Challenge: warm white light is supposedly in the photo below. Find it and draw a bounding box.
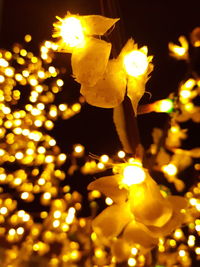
[105,197,113,206]
[122,164,146,186]
[118,150,125,158]
[128,257,137,266]
[16,227,24,235]
[65,207,75,224]
[59,17,85,48]
[100,154,109,163]
[124,50,148,77]
[180,89,191,99]
[155,99,173,113]
[173,47,186,56]
[162,163,177,176]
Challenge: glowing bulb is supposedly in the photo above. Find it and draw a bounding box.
[97,162,104,169]
[184,78,195,89]
[179,250,186,257]
[195,247,200,255]
[122,164,146,186]
[100,154,109,163]
[155,99,174,113]
[128,257,137,266]
[74,144,84,153]
[174,229,183,239]
[53,220,60,228]
[65,207,75,224]
[131,247,138,255]
[21,192,29,200]
[105,197,113,205]
[16,227,24,235]
[118,150,125,158]
[56,16,85,48]
[180,89,191,99]
[53,210,61,219]
[124,50,148,76]
[173,47,186,56]
[23,214,30,222]
[162,163,177,176]
[8,228,16,236]
[43,192,51,200]
[56,79,64,87]
[0,207,8,215]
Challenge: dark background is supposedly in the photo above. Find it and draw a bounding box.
[0,0,199,155]
[0,2,199,266]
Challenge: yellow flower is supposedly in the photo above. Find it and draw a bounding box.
[81,39,153,113]
[54,14,153,113]
[53,12,119,87]
[88,163,187,256]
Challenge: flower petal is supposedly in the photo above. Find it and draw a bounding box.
[119,39,137,59]
[111,238,131,262]
[80,58,126,108]
[80,15,119,36]
[118,39,153,114]
[72,37,111,87]
[92,202,133,241]
[146,196,188,237]
[129,172,173,227]
[127,76,146,114]
[123,220,158,250]
[88,175,128,203]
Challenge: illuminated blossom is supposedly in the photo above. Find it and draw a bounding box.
[53,12,118,87]
[54,14,153,113]
[81,39,153,113]
[88,163,187,258]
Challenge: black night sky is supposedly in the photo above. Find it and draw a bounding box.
[0,1,200,266]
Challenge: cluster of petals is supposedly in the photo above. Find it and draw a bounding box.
[54,13,153,113]
[88,164,187,261]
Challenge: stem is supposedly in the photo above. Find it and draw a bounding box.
[99,0,142,157]
[122,95,142,157]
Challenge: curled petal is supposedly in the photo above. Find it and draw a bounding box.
[129,172,173,227]
[72,37,111,87]
[147,196,188,237]
[123,220,158,250]
[88,175,128,203]
[92,202,133,241]
[81,15,119,36]
[80,59,126,108]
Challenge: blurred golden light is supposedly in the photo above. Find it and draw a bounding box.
[162,163,177,176]
[128,257,137,266]
[105,197,113,205]
[117,150,125,158]
[155,99,174,113]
